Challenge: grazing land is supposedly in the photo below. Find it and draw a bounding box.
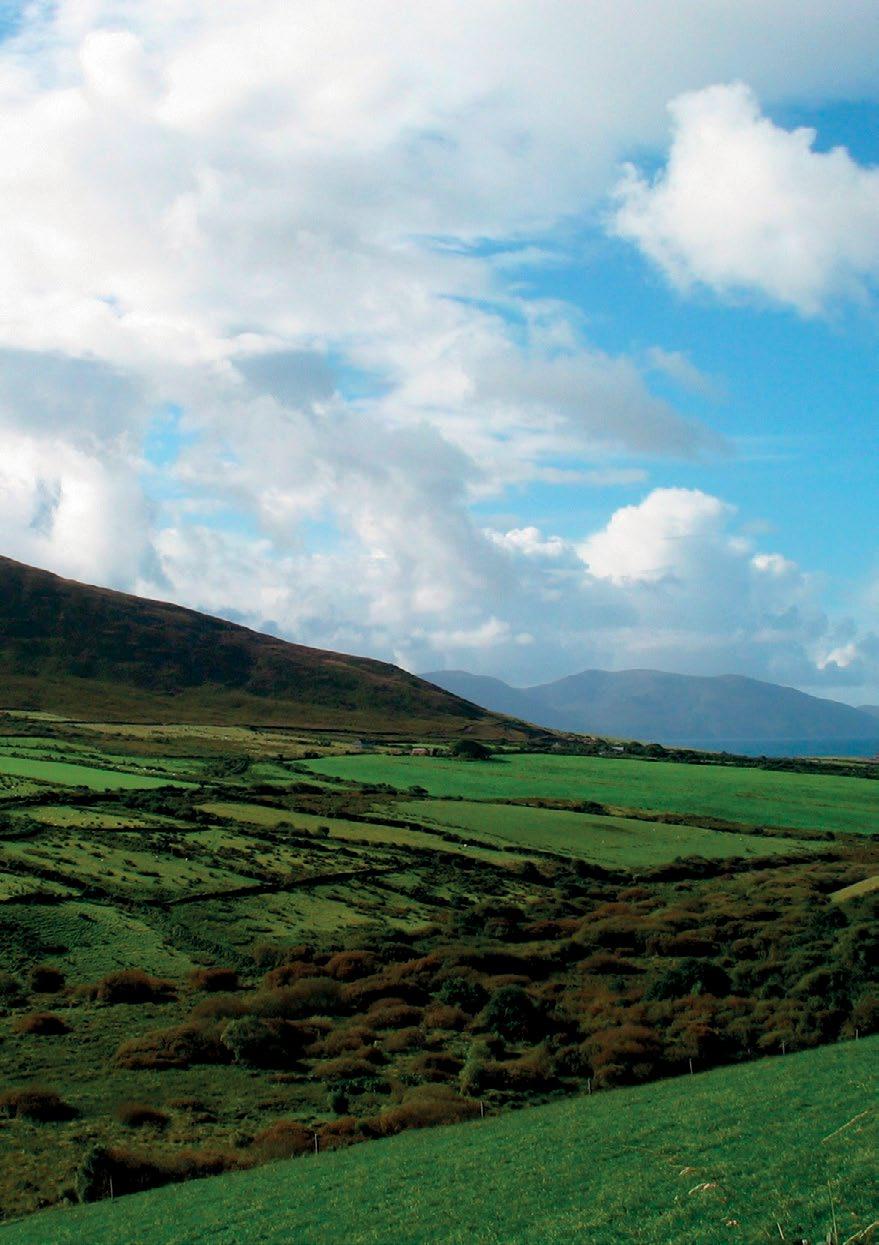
[5,1038,876,1245]
[0,713,875,1233]
[304,751,879,835]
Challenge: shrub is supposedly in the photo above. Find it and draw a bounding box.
[422,1003,468,1031]
[437,977,487,1014]
[644,958,731,1001]
[449,739,491,761]
[250,978,343,1020]
[410,1051,462,1081]
[483,985,540,1041]
[92,970,176,1005]
[262,960,321,989]
[367,999,422,1030]
[188,967,240,993]
[316,1051,385,1081]
[325,951,378,981]
[251,1119,314,1159]
[189,993,250,1022]
[115,1102,171,1130]
[11,1011,71,1036]
[318,1116,361,1151]
[29,964,65,993]
[0,1087,76,1121]
[221,1016,310,1068]
[75,1143,245,1203]
[115,1022,229,1070]
[579,952,641,976]
[484,1045,554,1090]
[311,1023,378,1058]
[366,1085,479,1137]
[383,1026,423,1053]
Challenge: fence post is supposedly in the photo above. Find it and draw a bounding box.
[314,1133,319,1155]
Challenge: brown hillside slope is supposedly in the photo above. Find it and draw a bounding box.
[0,557,533,736]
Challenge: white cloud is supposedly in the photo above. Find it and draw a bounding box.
[613,82,879,314]
[0,5,875,694]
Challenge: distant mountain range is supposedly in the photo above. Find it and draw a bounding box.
[421,667,879,748]
[0,556,534,738]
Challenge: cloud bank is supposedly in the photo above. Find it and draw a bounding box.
[0,3,876,695]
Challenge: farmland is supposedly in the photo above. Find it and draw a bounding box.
[0,713,875,1230]
[5,1038,876,1245]
[304,751,879,835]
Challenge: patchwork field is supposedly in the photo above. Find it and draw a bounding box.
[0,714,875,1231]
[304,752,879,835]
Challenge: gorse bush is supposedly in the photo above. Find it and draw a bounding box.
[90,970,176,1005]
[115,1022,229,1070]
[114,1102,171,1130]
[75,1143,246,1203]
[483,985,541,1041]
[11,1011,71,1036]
[0,1087,76,1121]
[188,967,240,993]
[29,964,65,993]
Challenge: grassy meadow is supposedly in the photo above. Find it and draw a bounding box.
[304,751,879,835]
[0,715,875,1232]
[5,1038,876,1245]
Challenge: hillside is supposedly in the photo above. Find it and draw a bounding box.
[423,667,879,746]
[6,1039,875,1245]
[0,557,527,736]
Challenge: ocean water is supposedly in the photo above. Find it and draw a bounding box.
[662,738,879,759]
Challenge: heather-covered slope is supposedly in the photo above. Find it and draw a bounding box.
[0,557,525,735]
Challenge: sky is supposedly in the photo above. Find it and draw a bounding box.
[0,2,877,702]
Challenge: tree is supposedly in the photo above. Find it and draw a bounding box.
[449,739,491,761]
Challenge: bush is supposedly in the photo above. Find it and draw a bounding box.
[410,1051,462,1081]
[318,1116,361,1151]
[221,1016,310,1068]
[311,1023,378,1058]
[449,739,491,761]
[188,967,240,993]
[115,1102,171,1130]
[262,960,321,989]
[250,978,344,1020]
[437,977,488,1014]
[251,1119,314,1159]
[644,959,731,1001]
[366,1085,480,1137]
[383,1026,424,1053]
[483,985,540,1041]
[11,1011,71,1036]
[325,951,378,981]
[115,1022,229,1070]
[484,1045,554,1090]
[92,970,176,1005]
[316,1051,385,1081]
[0,1087,76,1121]
[75,1143,245,1203]
[422,1003,468,1031]
[189,993,250,1022]
[367,998,422,1030]
[29,964,65,993]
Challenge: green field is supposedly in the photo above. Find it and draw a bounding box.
[6,1039,875,1245]
[400,799,821,866]
[0,753,190,791]
[305,752,879,835]
[0,715,876,1232]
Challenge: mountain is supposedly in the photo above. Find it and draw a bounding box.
[859,705,879,720]
[421,667,879,746]
[0,557,530,736]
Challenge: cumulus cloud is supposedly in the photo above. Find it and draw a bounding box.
[0,4,875,694]
[613,82,879,314]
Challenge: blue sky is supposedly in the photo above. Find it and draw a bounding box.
[0,3,877,701]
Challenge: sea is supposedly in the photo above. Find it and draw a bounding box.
[662,738,879,759]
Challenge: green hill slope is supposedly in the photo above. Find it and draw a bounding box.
[0,557,528,736]
[7,1040,876,1245]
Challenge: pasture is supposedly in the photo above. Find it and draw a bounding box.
[5,1038,875,1245]
[304,752,879,835]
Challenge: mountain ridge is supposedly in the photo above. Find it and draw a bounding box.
[421,666,879,746]
[0,556,531,737]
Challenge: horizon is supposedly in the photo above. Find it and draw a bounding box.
[0,4,877,703]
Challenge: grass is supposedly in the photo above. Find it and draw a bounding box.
[399,799,822,867]
[0,753,190,791]
[304,752,879,835]
[5,1039,875,1245]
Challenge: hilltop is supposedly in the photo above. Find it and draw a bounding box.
[0,557,528,737]
[423,667,879,748]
